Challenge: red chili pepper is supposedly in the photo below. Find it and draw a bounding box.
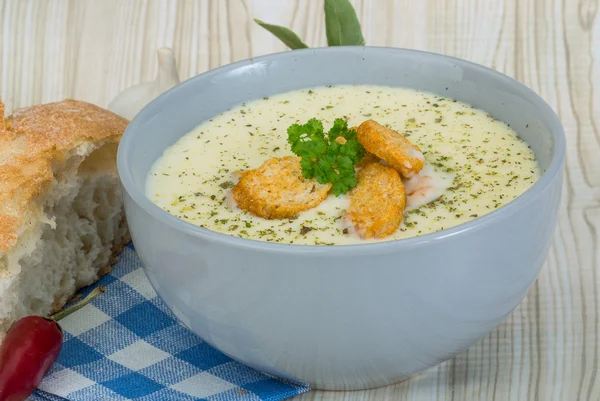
[0,286,106,401]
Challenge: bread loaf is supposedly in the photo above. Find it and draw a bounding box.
[0,98,130,334]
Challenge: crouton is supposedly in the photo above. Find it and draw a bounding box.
[356,120,425,177]
[356,152,380,169]
[232,156,332,219]
[344,162,406,238]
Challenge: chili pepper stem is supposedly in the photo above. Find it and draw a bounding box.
[49,286,106,322]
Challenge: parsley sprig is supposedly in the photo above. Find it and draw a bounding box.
[287,118,365,195]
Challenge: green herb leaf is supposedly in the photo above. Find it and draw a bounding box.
[326,118,365,164]
[323,0,365,46]
[254,19,309,50]
[287,119,328,180]
[326,118,348,141]
[287,118,365,196]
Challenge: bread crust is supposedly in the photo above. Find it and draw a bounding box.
[0,99,128,253]
[0,97,5,131]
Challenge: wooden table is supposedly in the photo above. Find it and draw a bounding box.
[2,0,599,400]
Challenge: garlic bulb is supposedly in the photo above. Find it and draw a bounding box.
[108,47,181,120]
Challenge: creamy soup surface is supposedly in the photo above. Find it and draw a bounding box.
[147,85,540,245]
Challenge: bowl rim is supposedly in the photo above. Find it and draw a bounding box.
[117,46,566,255]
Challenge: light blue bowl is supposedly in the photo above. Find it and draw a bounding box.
[117,47,565,390]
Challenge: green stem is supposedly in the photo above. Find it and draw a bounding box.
[50,285,106,321]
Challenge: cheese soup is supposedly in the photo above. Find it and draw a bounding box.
[147,85,539,245]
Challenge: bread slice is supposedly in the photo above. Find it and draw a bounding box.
[0,98,130,334]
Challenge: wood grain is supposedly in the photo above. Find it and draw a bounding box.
[1,0,598,400]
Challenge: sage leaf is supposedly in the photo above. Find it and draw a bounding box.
[324,0,365,46]
[254,19,309,50]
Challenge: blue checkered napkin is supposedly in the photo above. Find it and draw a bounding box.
[30,244,310,401]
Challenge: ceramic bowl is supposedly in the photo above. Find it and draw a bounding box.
[117,47,565,390]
